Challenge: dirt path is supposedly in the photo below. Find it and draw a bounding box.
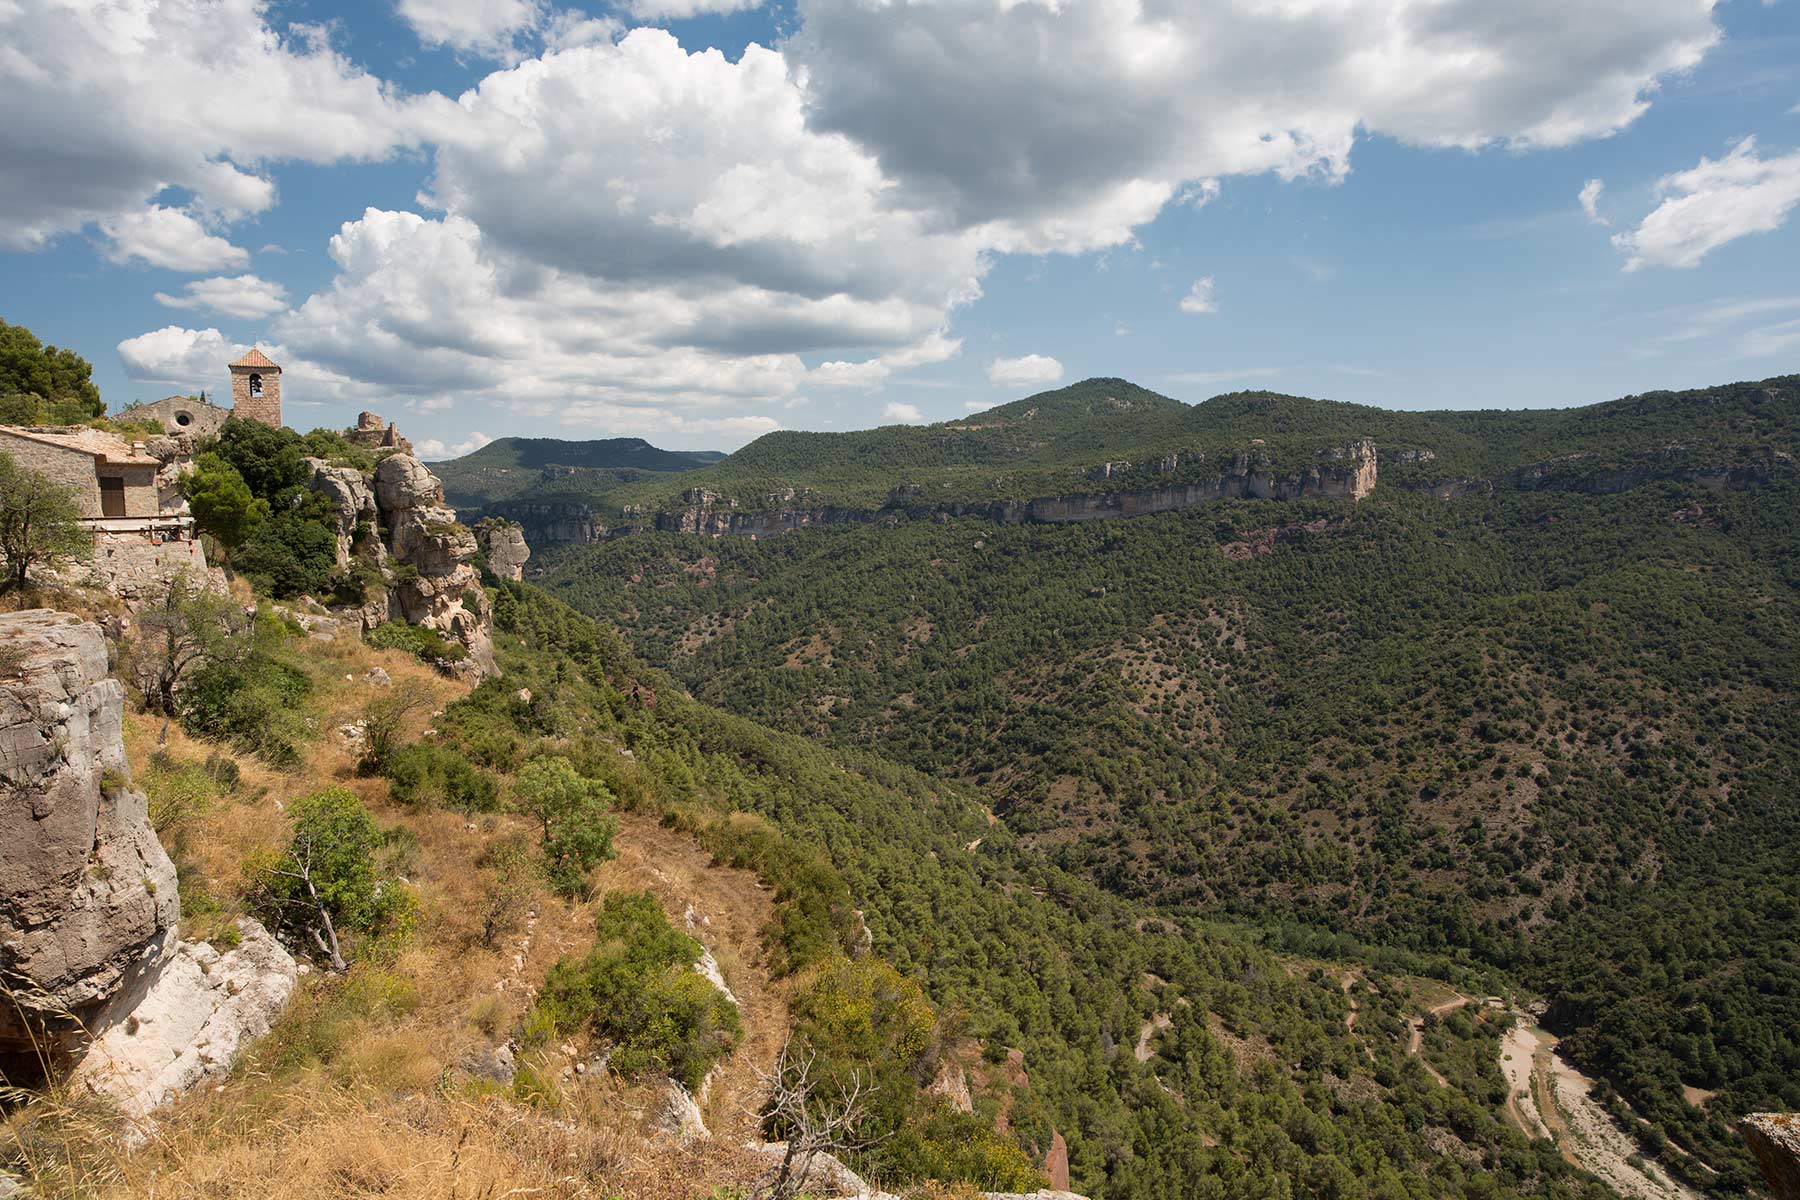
[1135,1013,1172,1062]
[1405,990,1471,1086]
[602,812,787,1144]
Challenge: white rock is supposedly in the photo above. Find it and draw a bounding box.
[69,919,297,1121]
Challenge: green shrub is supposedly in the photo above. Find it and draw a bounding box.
[529,891,741,1090]
[516,756,617,898]
[233,511,339,599]
[245,787,417,960]
[382,742,500,812]
[176,652,311,767]
[367,619,468,665]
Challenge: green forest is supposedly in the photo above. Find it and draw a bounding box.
[514,375,1800,1197]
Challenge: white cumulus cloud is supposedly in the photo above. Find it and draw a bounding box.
[987,354,1065,388]
[417,431,495,460]
[790,0,1721,253]
[154,274,291,320]
[100,207,249,272]
[1579,178,1609,226]
[626,0,763,18]
[1612,137,1800,270]
[0,0,457,253]
[1179,277,1220,315]
[396,0,543,56]
[882,402,924,422]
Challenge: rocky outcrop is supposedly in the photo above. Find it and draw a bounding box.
[374,454,497,678]
[1406,449,1791,500]
[1,610,295,1114]
[1741,1113,1800,1200]
[69,920,296,1120]
[0,610,179,1062]
[486,501,611,546]
[303,457,380,570]
[476,518,531,582]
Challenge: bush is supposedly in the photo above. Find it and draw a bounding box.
[233,511,340,599]
[246,787,417,961]
[367,619,468,665]
[529,891,741,1089]
[177,651,311,767]
[383,742,500,812]
[516,756,617,898]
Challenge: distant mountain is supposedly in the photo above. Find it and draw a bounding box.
[595,373,1799,523]
[428,436,724,512]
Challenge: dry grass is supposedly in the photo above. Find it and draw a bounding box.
[0,621,809,1200]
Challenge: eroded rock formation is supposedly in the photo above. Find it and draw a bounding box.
[69,920,295,1120]
[0,610,179,1062]
[303,449,498,678]
[374,453,497,678]
[476,517,531,582]
[1742,1113,1800,1200]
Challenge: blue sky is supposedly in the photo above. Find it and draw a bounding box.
[2,0,1798,454]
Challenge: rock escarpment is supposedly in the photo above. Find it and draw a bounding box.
[303,436,497,677]
[0,610,295,1114]
[1742,1114,1800,1200]
[0,610,179,1062]
[651,440,1380,539]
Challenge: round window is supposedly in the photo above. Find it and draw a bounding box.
[175,411,193,427]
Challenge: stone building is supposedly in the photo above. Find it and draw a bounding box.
[0,426,207,598]
[117,394,231,439]
[346,410,413,455]
[0,426,162,519]
[227,348,281,428]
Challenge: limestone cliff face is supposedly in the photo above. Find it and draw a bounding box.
[0,610,296,1115]
[486,501,612,546]
[1403,449,1790,500]
[649,440,1380,539]
[0,611,178,1059]
[304,452,498,678]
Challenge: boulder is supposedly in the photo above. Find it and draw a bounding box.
[374,454,444,512]
[0,611,179,1061]
[69,920,297,1120]
[657,1081,710,1143]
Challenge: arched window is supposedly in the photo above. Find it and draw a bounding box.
[248,373,263,397]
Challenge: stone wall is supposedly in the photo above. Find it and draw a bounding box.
[0,430,103,516]
[88,529,210,604]
[118,397,230,439]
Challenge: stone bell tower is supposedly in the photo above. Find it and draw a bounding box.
[228,348,282,429]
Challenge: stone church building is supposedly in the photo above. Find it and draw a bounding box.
[120,349,283,438]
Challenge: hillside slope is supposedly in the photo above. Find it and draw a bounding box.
[530,372,1800,1195]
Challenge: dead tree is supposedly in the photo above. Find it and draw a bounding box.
[751,1037,884,1200]
[252,834,348,972]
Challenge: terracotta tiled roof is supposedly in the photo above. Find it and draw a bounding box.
[228,348,280,370]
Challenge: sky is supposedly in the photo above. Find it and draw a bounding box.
[2,1,1798,456]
